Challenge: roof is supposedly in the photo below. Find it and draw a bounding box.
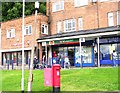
[37,26,120,42]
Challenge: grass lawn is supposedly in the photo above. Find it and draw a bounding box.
[0,67,119,92]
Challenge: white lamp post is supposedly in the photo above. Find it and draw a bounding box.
[21,0,25,92]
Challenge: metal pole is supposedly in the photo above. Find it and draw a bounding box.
[21,0,25,92]
[97,37,100,67]
[79,38,82,68]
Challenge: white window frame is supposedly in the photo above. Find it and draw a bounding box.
[41,24,48,34]
[64,19,76,32]
[78,17,83,30]
[25,25,32,35]
[100,0,110,2]
[117,11,120,25]
[74,0,88,7]
[52,1,64,12]
[57,21,62,33]
[6,28,15,38]
[108,12,114,27]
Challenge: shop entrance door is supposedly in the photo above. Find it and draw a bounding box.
[68,47,74,66]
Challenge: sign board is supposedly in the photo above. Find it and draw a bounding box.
[42,42,46,46]
[44,68,53,86]
[79,38,85,42]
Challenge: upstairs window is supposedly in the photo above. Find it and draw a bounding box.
[25,25,32,35]
[78,17,83,30]
[74,0,88,7]
[64,19,76,32]
[100,0,110,2]
[6,28,15,38]
[52,1,64,12]
[108,12,114,27]
[57,21,62,33]
[117,11,120,25]
[41,24,48,34]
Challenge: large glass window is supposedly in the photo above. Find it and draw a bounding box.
[100,44,120,60]
[75,46,92,64]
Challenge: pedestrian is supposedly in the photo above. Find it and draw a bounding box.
[113,50,118,67]
[33,56,39,69]
[94,50,98,66]
[64,56,70,69]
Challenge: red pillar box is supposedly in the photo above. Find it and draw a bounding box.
[44,64,60,92]
[52,64,60,92]
[44,68,53,86]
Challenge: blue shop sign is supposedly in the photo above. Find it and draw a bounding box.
[98,37,120,44]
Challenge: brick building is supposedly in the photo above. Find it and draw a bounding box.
[0,14,48,69]
[38,0,120,67]
[0,0,120,69]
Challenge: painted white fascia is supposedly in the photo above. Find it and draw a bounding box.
[37,31,119,42]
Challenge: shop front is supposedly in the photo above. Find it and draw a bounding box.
[45,38,95,67]
[2,50,31,69]
[98,36,120,66]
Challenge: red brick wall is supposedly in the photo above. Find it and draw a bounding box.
[1,14,48,60]
[1,14,48,50]
[46,0,118,35]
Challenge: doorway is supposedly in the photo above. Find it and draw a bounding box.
[68,47,75,66]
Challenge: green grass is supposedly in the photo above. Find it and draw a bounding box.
[0,67,119,92]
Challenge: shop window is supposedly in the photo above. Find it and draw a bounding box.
[25,25,32,35]
[75,46,92,64]
[64,19,76,32]
[52,1,64,12]
[6,28,15,38]
[74,0,88,7]
[108,12,114,27]
[41,24,48,34]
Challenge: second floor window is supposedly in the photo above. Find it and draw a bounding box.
[52,1,64,12]
[108,12,114,27]
[6,29,15,38]
[41,24,48,34]
[64,19,76,32]
[74,0,88,7]
[25,25,32,35]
